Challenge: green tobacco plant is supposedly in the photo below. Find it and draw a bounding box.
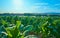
[0,16,60,38]
[5,21,24,38]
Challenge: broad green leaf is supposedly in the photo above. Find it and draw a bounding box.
[16,21,21,29]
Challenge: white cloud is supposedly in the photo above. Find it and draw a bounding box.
[54,4,60,6]
[27,2,49,13]
[27,2,60,13]
[34,2,49,6]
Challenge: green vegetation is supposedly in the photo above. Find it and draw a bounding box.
[0,16,60,38]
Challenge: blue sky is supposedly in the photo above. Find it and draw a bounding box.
[0,0,60,13]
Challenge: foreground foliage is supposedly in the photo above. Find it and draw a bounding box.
[0,16,60,38]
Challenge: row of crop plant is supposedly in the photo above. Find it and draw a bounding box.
[0,16,60,38]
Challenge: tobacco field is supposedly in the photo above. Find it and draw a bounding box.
[0,16,60,38]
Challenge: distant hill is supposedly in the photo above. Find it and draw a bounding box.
[0,12,60,16]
